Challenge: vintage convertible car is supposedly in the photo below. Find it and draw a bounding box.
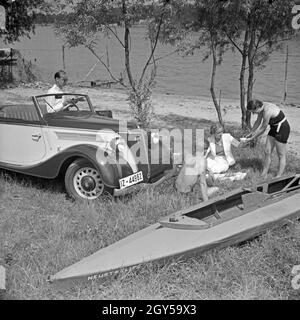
[0,93,175,200]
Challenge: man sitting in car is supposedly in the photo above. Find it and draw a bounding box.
[46,70,83,113]
[46,70,70,112]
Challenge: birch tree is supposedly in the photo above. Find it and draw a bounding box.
[156,0,232,128]
[223,0,294,128]
[55,0,171,128]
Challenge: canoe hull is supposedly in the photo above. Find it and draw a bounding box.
[50,190,300,285]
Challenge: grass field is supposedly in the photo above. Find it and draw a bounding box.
[0,114,300,300]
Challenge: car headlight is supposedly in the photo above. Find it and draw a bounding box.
[110,137,126,152]
[116,141,126,151]
[151,132,160,144]
[116,138,127,152]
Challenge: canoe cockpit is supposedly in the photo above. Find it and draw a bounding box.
[160,174,300,230]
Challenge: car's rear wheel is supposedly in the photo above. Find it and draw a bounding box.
[65,158,113,200]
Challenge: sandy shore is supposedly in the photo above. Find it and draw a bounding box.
[1,84,300,155]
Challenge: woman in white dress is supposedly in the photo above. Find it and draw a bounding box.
[205,124,241,174]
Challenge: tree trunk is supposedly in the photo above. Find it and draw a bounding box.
[239,28,249,129]
[122,0,135,91]
[246,27,256,128]
[247,65,254,104]
[246,63,254,127]
[210,39,224,128]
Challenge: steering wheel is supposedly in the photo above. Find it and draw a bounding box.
[62,101,79,111]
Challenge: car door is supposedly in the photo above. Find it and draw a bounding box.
[0,105,46,165]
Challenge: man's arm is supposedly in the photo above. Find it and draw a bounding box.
[197,155,208,201]
[45,96,64,112]
[199,173,208,202]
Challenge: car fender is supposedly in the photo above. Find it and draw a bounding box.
[59,145,130,188]
[2,144,132,189]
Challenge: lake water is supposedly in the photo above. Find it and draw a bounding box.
[1,25,300,104]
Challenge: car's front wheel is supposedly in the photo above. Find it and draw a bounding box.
[65,158,113,200]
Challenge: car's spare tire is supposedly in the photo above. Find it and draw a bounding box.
[65,158,113,200]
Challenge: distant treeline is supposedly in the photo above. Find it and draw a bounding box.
[34,4,195,26]
[34,13,68,25]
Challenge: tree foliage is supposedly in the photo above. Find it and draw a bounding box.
[192,0,232,128]
[221,0,295,127]
[157,0,232,128]
[0,0,46,43]
[55,0,171,128]
[157,0,296,129]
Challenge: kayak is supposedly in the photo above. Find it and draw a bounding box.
[49,174,300,284]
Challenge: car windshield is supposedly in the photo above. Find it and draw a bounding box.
[35,94,92,115]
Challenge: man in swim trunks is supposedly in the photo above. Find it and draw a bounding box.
[175,152,219,201]
[243,99,290,179]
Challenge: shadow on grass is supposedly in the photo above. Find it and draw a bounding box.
[0,169,65,195]
[235,158,264,172]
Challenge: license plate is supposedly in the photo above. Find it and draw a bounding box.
[119,171,144,189]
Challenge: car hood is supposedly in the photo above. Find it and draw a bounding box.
[43,111,138,132]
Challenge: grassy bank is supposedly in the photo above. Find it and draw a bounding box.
[0,116,300,300]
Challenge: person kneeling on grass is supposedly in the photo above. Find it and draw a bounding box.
[242,99,290,179]
[175,152,219,201]
[205,123,243,174]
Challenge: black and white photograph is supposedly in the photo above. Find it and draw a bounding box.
[0,0,300,303]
